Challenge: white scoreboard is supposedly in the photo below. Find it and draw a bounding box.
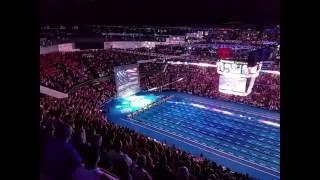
[217,60,261,96]
[217,60,248,76]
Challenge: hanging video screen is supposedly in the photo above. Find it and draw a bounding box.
[114,64,140,97]
[219,75,247,94]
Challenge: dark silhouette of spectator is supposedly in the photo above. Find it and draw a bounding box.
[132,155,152,180]
[41,121,82,180]
[208,174,217,180]
[107,139,132,167]
[152,156,174,180]
[130,152,140,172]
[73,148,119,180]
[176,166,190,180]
[114,157,133,180]
[145,155,155,176]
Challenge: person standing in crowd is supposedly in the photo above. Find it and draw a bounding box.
[114,157,133,180]
[107,139,132,167]
[72,148,118,180]
[131,155,152,180]
[152,156,174,180]
[41,121,82,180]
[176,166,190,180]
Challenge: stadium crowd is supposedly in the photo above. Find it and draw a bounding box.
[40,50,153,92]
[40,80,251,180]
[204,26,279,44]
[40,26,279,180]
[140,63,280,111]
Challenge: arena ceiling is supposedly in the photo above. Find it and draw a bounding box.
[40,0,279,26]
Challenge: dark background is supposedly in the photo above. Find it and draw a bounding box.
[40,0,280,25]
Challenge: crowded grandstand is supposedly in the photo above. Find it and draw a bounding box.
[40,25,280,180]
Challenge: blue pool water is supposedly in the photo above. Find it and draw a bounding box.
[108,94,163,114]
[105,92,280,180]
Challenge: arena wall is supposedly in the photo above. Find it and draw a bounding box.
[40,43,79,55]
[104,41,161,49]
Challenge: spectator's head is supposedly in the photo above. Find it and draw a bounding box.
[137,155,147,169]
[208,174,218,180]
[55,121,72,142]
[93,134,102,147]
[86,148,100,169]
[184,160,191,170]
[114,157,131,180]
[160,154,167,165]
[114,139,123,152]
[176,166,189,180]
[76,128,86,144]
[194,164,201,175]
[47,126,55,138]
[223,174,231,180]
[146,155,154,167]
[132,152,140,163]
